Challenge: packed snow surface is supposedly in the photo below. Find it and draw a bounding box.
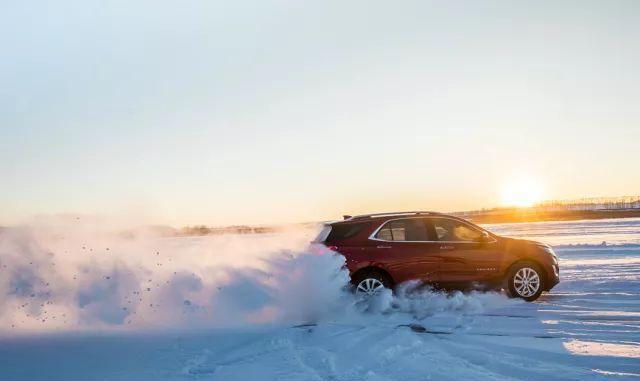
[1,218,639,380]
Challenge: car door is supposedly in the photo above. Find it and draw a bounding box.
[370,218,441,284]
[427,217,503,284]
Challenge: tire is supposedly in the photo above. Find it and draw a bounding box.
[351,270,392,296]
[505,261,544,302]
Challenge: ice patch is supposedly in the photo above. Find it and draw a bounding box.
[564,339,640,358]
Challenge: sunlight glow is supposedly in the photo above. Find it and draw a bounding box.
[500,177,543,207]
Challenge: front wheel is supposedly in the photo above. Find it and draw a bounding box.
[505,261,544,302]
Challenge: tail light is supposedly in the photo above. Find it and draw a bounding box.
[309,244,339,255]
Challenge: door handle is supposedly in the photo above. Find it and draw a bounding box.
[439,245,455,250]
[376,245,392,249]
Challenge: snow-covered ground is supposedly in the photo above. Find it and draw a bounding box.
[1,218,639,380]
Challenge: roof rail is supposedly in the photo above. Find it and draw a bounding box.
[347,211,441,220]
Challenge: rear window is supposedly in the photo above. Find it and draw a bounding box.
[313,225,332,243]
[324,222,367,242]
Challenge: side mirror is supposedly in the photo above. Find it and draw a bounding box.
[479,231,492,242]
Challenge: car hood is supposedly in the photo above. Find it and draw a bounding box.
[500,236,550,249]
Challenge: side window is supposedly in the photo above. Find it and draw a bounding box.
[431,218,482,242]
[326,222,367,242]
[374,219,429,241]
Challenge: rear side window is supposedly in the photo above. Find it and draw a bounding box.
[325,222,367,242]
[314,225,332,243]
[374,218,429,241]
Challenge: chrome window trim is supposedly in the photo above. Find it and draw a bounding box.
[368,216,497,244]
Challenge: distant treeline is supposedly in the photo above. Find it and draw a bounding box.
[179,225,281,236]
[455,208,640,224]
[7,196,635,238]
[535,195,640,211]
[455,195,640,224]
[158,196,640,236]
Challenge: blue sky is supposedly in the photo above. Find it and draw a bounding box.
[2,1,639,226]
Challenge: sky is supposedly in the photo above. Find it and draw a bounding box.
[1,0,639,227]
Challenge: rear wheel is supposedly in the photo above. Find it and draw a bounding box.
[505,261,544,302]
[352,270,392,296]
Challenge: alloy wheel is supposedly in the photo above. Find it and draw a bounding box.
[513,267,540,297]
[356,278,385,295]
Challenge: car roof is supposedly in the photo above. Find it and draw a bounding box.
[336,211,445,223]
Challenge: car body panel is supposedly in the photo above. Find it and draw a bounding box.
[436,240,504,283]
[320,212,559,292]
[380,241,441,283]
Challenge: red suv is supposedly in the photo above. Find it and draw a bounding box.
[315,211,559,301]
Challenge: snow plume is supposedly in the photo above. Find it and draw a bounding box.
[0,217,508,335]
[350,281,512,323]
[0,217,349,334]
[389,281,512,318]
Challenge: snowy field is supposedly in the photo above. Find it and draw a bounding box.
[0,218,639,380]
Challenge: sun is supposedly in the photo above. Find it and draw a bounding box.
[500,177,543,207]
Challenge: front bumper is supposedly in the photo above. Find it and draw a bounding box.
[546,263,560,290]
